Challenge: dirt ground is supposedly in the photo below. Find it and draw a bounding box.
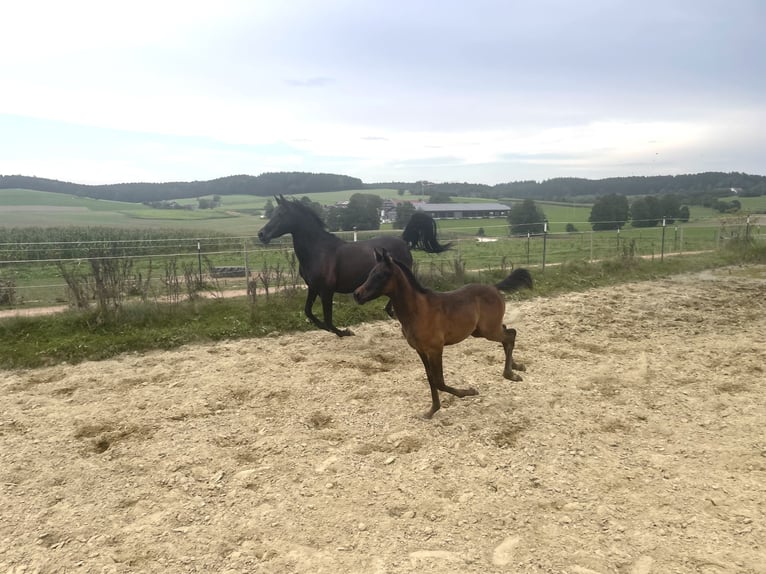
[2,266,765,574]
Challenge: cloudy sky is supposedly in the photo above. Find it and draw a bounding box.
[1,0,764,186]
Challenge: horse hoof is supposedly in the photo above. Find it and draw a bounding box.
[465,387,479,396]
[504,372,523,382]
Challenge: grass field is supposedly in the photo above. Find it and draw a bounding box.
[1,186,764,310]
[3,186,764,233]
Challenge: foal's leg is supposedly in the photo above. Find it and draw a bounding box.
[417,352,441,420]
[501,326,524,381]
[418,350,478,419]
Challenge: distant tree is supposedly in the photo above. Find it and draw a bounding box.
[742,181,766,197]
[298,196,325,220]
[428,191,452,203]
[325,205,344,231]
[589,194,629,231]
[630,196,662,227]
[659,194,682,224]
[679,205,690,222]
[393,202,417,230]
[712,199,741,213]
[340,193,383,231]
[477,227,486,237]
[508,199,546,235]
[565,223,578,233]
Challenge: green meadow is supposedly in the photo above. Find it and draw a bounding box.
[3,186,763,235]
[0,184,761,315]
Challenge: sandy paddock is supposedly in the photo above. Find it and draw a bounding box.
[1,266,765,574]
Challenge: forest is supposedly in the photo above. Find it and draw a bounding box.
[381,172,766,204]
[1,170,765,205]
[0,172,363,203]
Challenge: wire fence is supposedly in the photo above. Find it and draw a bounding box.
[0,217,762,310]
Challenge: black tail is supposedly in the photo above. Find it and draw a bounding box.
[401,211,452,253]
[495,268,533,293]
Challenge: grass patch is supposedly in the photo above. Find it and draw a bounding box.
[0,292,388,369]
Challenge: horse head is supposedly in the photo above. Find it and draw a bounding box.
[353,247,396,304]
[257,195,292,244]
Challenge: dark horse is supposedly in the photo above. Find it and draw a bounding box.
[354,247,533,419]
[257,195,451,337]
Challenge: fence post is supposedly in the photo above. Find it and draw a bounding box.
[243,239,249,280]
[542,220,548,271]
[197,240,202,284]
[660,217,666,261]
[616,226,620,256]
[526,232,530,266]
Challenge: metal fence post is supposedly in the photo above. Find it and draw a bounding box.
[526,232,530,266]
[197,241,202,284]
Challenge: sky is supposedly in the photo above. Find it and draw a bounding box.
[1,0,765,186]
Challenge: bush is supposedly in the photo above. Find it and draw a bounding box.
[0,278,17,306]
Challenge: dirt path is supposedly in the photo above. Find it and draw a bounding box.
[1,267,765,573]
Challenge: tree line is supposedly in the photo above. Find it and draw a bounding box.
[373,172,765,204]
[3,171,764,205]
[0,172,363,203]
[508,194,693,234]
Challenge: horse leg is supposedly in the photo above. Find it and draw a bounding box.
[417,351,442,419]
[419,350,478,418]
[303,288,328,331]
[502,326,524,381]
[320,292,353,337]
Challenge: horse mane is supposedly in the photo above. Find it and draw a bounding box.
[281,197,326,230]
[392,257,431,295]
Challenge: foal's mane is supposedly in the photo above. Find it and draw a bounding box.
[281,197,326,230]
[392,257,431,295]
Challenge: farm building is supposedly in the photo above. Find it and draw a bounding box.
[414,202,511,219]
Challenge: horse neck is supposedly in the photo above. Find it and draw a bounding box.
[387,265,424,320]
[289,224,343,262]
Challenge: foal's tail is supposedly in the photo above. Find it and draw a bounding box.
[495,268,534,293]
[401,211,452,253]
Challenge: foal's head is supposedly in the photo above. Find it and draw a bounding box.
[353,248,398,304]
[257,195,325,244]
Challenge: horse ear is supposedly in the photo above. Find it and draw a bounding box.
[374,247,385,262]
[275,194,283,205]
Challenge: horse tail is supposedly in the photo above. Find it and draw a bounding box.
[401,211,453,253]
[495,268,533,293]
